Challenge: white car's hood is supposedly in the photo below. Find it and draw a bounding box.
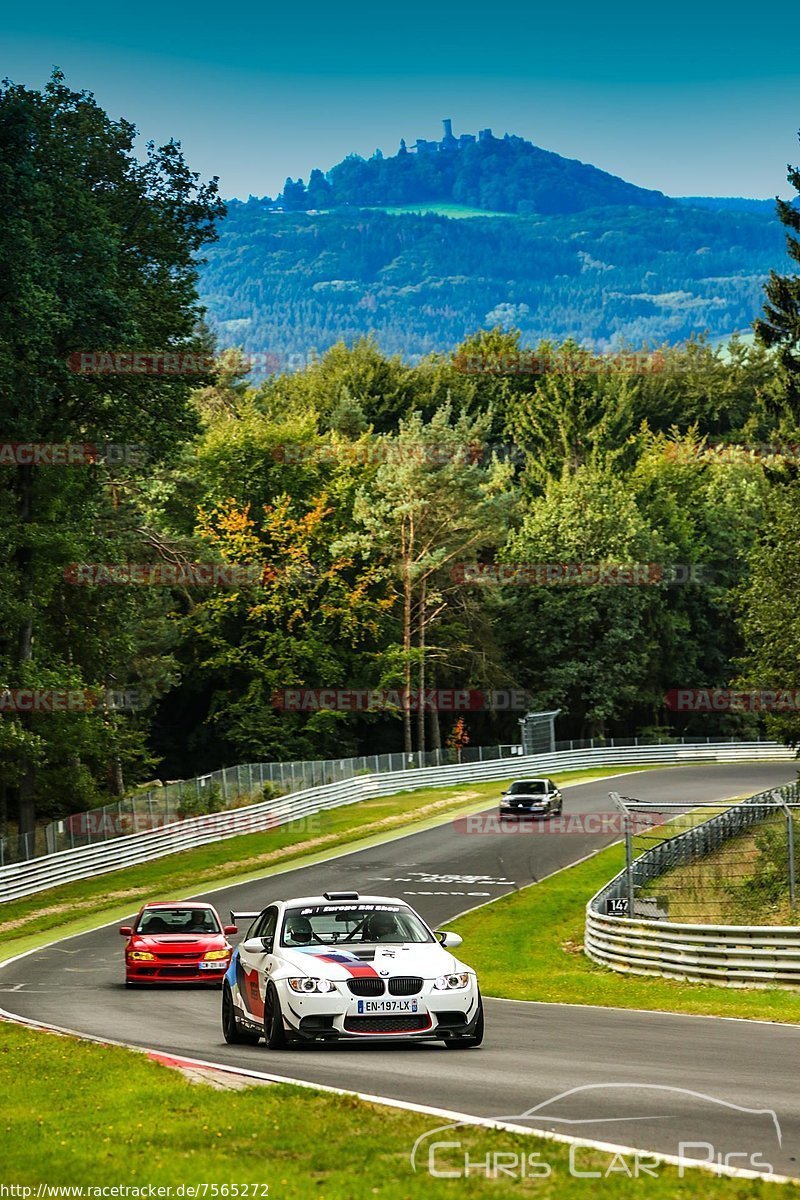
[279,942,470,979]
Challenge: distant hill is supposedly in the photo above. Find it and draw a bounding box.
[197,122,793,363]
[277,121,674,216]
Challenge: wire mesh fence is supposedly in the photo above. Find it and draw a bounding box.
[0,732,788,868]
[2,741,526,866]
[608,783,800,925]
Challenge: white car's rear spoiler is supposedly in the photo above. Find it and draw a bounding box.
[230,910,260,924]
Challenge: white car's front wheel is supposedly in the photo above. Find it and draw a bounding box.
[264,981,294,1049]
[443,994,484,1049]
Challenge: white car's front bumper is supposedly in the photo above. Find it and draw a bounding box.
[276,976,481,1040]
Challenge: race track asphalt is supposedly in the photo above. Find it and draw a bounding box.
[3,763,799,1177]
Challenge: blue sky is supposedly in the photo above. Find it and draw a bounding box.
[3,0,799,200]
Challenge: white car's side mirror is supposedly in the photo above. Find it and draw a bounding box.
[242,937,272,954]
[437,931,463,949]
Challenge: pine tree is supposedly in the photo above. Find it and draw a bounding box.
[755,135,800,412]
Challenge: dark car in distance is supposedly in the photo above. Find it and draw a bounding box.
[499,779,563,818]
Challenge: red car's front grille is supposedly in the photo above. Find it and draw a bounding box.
[135,965,203,977]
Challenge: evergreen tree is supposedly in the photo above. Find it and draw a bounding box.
[755,133,800,414]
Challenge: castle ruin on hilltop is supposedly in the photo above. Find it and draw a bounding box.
[403,119,494,156]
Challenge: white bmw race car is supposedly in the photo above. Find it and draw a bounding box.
[221,891,483,1049]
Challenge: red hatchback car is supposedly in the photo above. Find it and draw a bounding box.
[120,902,238,986]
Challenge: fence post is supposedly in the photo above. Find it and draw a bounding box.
[780,795,796,912]
[610,792,635,913]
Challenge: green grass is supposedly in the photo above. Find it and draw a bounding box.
[452,838,800,1022]
[640,814,800,925]
[361,202,513,218]
[0,1021,793,1196]
[0,766,658,960]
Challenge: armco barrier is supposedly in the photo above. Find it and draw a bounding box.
[33,734,782,861]
[585,783,800,988]
[0,741,794,905]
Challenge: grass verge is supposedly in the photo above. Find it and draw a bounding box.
[641,814,797,925]
[0,1021,793,1196]
[451,839,800,1022]
[0,766,657,960]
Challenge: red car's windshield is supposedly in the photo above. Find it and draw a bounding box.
[136,907,220,935]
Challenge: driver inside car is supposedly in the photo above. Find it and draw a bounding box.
[363,911,401,942]
[284,915,314,945]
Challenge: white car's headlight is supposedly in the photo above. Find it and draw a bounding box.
[287,977,337,994]
[433,972,471,990]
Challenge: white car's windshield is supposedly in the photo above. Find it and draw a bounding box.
[281,903,434,947]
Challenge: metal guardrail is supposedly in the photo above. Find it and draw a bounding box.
[30,742,529,864]
[0,740,793,906]
[26,733,776,864]
[585,783,800,988]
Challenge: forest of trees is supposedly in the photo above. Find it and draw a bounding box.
[198,202,791,361]
[3,75,800,846]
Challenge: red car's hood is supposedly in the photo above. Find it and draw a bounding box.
[131,935,228,951]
